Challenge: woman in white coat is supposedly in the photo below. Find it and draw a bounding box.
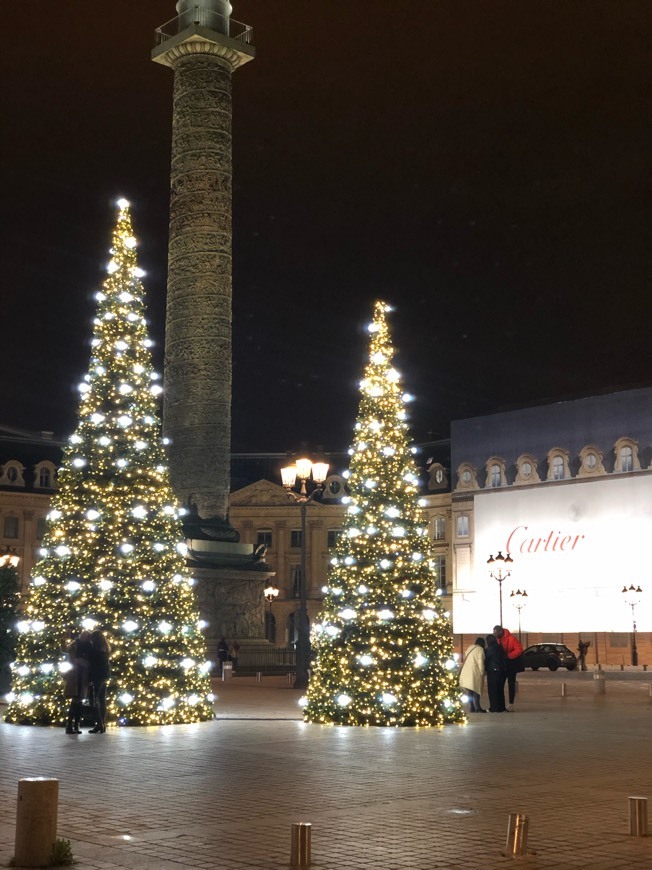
[459,637,487,713]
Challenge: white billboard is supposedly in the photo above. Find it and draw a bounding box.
[453,474,652,633]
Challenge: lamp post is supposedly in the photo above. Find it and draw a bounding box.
[510,589,528,644]
[622,584,643,666]
[264,584,279,642]
[0,547,20,569]
[280,457,329,690]
[487,551,513,626]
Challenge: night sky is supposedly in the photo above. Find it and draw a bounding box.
[2,1,648,453]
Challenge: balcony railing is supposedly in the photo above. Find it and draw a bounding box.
[154,8,254,47]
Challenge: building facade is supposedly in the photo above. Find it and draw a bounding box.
[3,387,650,666]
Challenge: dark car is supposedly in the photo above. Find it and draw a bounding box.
[523,643,578,672]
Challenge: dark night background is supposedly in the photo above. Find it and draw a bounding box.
[1,1,648,453]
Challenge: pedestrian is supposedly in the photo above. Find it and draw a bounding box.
[63,630,92,734]
[494,625,524,709]
[88,629,111,733]
[485,634,507,712]
[217,637,229,675]
[577,638,590,671]
[459,637,487,713]
[229,638,240,670]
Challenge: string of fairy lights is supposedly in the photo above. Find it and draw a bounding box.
[5,200,214,727]
[303,301,465,727]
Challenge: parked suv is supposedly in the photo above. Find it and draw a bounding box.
[523,643,578,672]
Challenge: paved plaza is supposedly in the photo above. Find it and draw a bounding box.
[1,671,651,869]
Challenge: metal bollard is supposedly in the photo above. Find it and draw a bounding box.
[648,684,652,699]
[593,672,606,695]
[561,682,568,697]
[629,797,648,837]
[290,821,312,866]
[504,813,529,857]
[256,671,262,684]
[287,672,295,686]
[15,777,59,868]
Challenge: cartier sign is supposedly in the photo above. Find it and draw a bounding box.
[453,473,652,633]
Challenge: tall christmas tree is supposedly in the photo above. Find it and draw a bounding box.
[304,302,464,726]
[5,200,214,727]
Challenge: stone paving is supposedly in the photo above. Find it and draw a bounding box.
[1,671,651,869]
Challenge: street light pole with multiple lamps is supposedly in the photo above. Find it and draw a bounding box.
[280,457,329,690]
[264,583,279,642]
[510,588,528,644]
[621,584,643,666]
[487,550,513,626]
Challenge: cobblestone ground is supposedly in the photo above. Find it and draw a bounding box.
[1,671,651,869]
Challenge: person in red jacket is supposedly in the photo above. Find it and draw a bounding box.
[494,625,524,708]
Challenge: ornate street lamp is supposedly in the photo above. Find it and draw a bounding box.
[280,457,329,690]
[487,550,513,626]
[622,584,643,666]
[510,588,528,644]
[0,547,20,569]
[264,584,279,643]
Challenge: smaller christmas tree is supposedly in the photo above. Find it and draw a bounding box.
[304,302,464,726]
[5,200,214,726]
[0,550,20,693]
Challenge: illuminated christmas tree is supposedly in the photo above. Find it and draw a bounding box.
[5,200,214,727]
[304,302,464,726]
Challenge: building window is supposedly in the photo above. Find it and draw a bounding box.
[490,464,501,488]
[7,467,18,483]
[38,467,51,488]
[456,515,469,537]
[36,517,47,540]
[290,529,302,548]
[620,446,633,472]
[521,461,532,476]
[433,517,446,541]
[290,565,302,597]
[431,555,447,590]
[585,452,597,470]
[3,516,19,539]
[256,529,272,548]
[552,456,565,480]
[327,529,339,548]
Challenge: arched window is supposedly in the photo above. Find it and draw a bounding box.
[613,437,640,473]
[490,464,501,487]
[38,467,51,488]
[546,448,570,482]
[1,462,25,487]
[620,446,633,472]
[7,467,17,483]
[3,515,19,539]
[552,456,564,480]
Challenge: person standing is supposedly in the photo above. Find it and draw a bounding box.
[217,637,229,675]
[485,634,507,713]
[459,637,487,713]
[229,638,240,670]
[494,625,524,709]
[88,629,111,733]
[63,630,92,734]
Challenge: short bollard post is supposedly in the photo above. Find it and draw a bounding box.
[561,682,568,697]
[593,672,606,695]
[505,813,529,857]
[256,671,262,684]
[290,821,312,866]
[648,683,652,699]
[15,777,59,868]
[629,797,648,837]
[287,672,294,686]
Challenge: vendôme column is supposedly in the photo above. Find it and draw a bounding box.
[152,1,254,529]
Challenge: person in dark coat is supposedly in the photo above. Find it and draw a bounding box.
[484,634,507,713]
[217,637,229,675]
[63,630,92,734]
[494,625,524,709]
[88,629,111,733]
